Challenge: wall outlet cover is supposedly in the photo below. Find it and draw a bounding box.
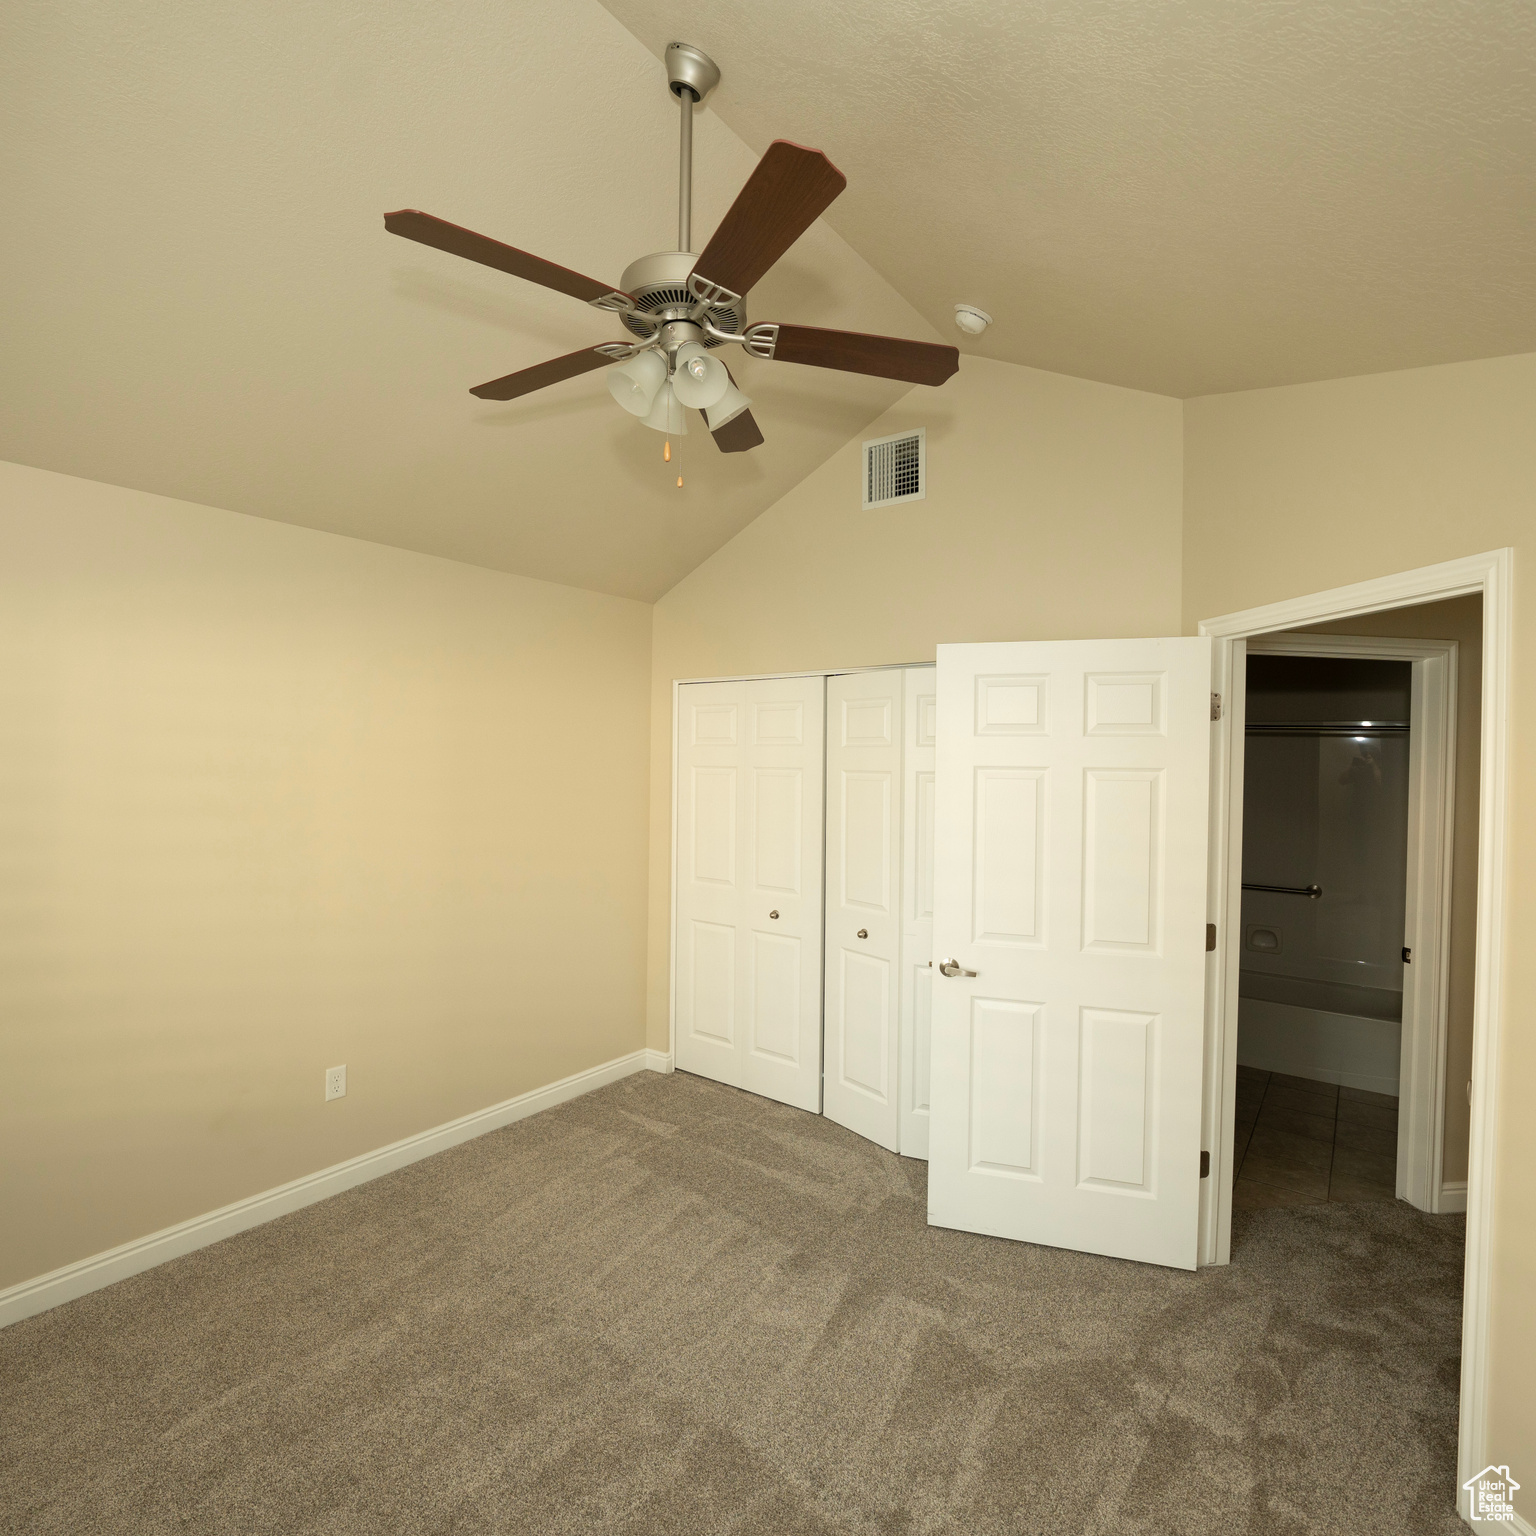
[325,1064,347,1101]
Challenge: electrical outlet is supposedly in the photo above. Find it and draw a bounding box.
[325,1064,347,1102]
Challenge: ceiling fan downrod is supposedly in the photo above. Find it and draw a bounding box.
[677,85,694,252]
[665,43,720,255]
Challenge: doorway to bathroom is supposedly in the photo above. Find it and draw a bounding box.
[1227,605,1480,1221]
[1201,566,1504,1525]
[1234,645,1423,1208]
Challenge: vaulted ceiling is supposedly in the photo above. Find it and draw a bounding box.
[0,0,935,600]
[602,0,1536,398]
[4,0,1533,598]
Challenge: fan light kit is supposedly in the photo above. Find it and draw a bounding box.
[384,42,960,485]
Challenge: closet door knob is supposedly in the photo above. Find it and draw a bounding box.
[768,910,779,920]
[938,958,977,978]
[857,929,868,939]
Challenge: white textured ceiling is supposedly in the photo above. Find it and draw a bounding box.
[0,0,937,599]
[601,0,1536,396]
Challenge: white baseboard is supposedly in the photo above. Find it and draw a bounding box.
[1437,1179,1468,1215]
[0,1046,664,1331]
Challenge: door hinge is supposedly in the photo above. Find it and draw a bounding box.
[1200,1150,1211,1178]
[1206,923,1217,952]
[1402,946,1412,963]
[1210,692,1222,721]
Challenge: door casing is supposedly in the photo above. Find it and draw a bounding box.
[1196,548,1512,1527]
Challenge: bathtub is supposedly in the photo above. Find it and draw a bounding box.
[1235,970,1402,1097]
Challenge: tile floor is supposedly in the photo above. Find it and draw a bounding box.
[1233,1066,1399,1209]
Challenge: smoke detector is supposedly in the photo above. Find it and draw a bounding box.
[954,304,992,335]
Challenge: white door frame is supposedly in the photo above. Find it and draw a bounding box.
[1242,631,1458,1213]
[1197,549,1512,1523]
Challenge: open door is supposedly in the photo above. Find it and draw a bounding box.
[926,639,1213,1269]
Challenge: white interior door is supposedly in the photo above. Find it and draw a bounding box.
[823,670,903,1151]
[899,666,937,1159]
[675,677,825,1112]
[926,639,1213,1269]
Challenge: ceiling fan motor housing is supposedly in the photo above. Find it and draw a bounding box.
[619,250,744,349]
[666,42,720,102]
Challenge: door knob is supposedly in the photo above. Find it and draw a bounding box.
[938,958,977,978]
[857,929,868,939]
[768,910,779,920]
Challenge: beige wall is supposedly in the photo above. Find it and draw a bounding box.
[1298,597,1481,1184]
[1184,351,1536,1515]
[645,355,1184,1050]
[0,460,652,1288]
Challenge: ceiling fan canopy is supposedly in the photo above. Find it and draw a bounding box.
[384,41,959,456]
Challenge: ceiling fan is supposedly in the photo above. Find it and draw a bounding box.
[384,42,959,454]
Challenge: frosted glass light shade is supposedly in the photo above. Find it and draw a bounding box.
[606,350,667,417]
[641,380,688,435]
[670,342,730,409]
[704,380,752,431]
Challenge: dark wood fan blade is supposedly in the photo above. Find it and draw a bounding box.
[689,141,846,298]
[385,210,628,306]
[702,407,765,452]
[768,324,959,386]
[469,347,615,401]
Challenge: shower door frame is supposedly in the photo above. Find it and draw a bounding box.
[1241,631,1457,1215]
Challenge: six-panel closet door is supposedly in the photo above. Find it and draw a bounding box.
[674,677,825,1112]
[898,667,937,1158]
[823,671,904,1150]
[822,667,936,1156]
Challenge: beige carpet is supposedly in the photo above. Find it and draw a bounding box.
[1,1069,1467,1535]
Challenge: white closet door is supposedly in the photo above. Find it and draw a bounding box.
[927,639,1213,1269]
[675,677,825,1112]
[899,665,937,1159]
[823,670,903,1151]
